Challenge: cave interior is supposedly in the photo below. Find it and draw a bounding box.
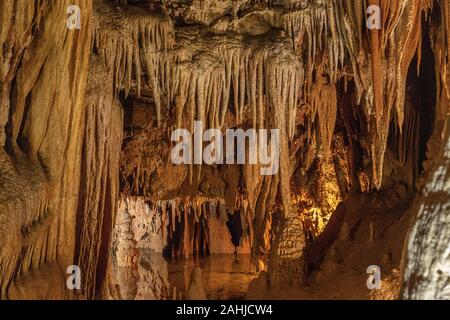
[0,0,449,300]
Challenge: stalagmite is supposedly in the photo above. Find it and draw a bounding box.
[75,56,124,299]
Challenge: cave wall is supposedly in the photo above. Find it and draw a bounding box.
[0,0,123,299]
[114,0,445,288]
[402,113,450,299]
[75,55,124,298]
[0,0,449,299]
[0,0,93,298]
[401,0,450,299]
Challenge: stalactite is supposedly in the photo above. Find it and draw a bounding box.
[93,0,174,126]
[164,29,305,182]
[283,2,344,95]
[369,0,428,189]
[433,0,450,120]
[170,30,303,135]
[328,0,431,189]
[132,196,257,258]
[310,78,338,160]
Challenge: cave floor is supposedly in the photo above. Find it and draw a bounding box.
[113,250,260,300]
[263,198,411,300]
[112,189,414,300]
[264,272,371,300]
[113,252,373,300]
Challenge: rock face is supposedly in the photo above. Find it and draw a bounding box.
[0,0,93,298]
[402,116,450,299]
[76,55,124,297]
[0,0,449,300]
[113,200,139,267]
[120,198,167,252]
[401,0,450,299]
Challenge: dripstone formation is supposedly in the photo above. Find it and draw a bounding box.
[0,0,449,300]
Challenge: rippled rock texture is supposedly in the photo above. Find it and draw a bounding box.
[0,0,449,299]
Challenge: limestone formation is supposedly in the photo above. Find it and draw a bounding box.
[0,0,449,300]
